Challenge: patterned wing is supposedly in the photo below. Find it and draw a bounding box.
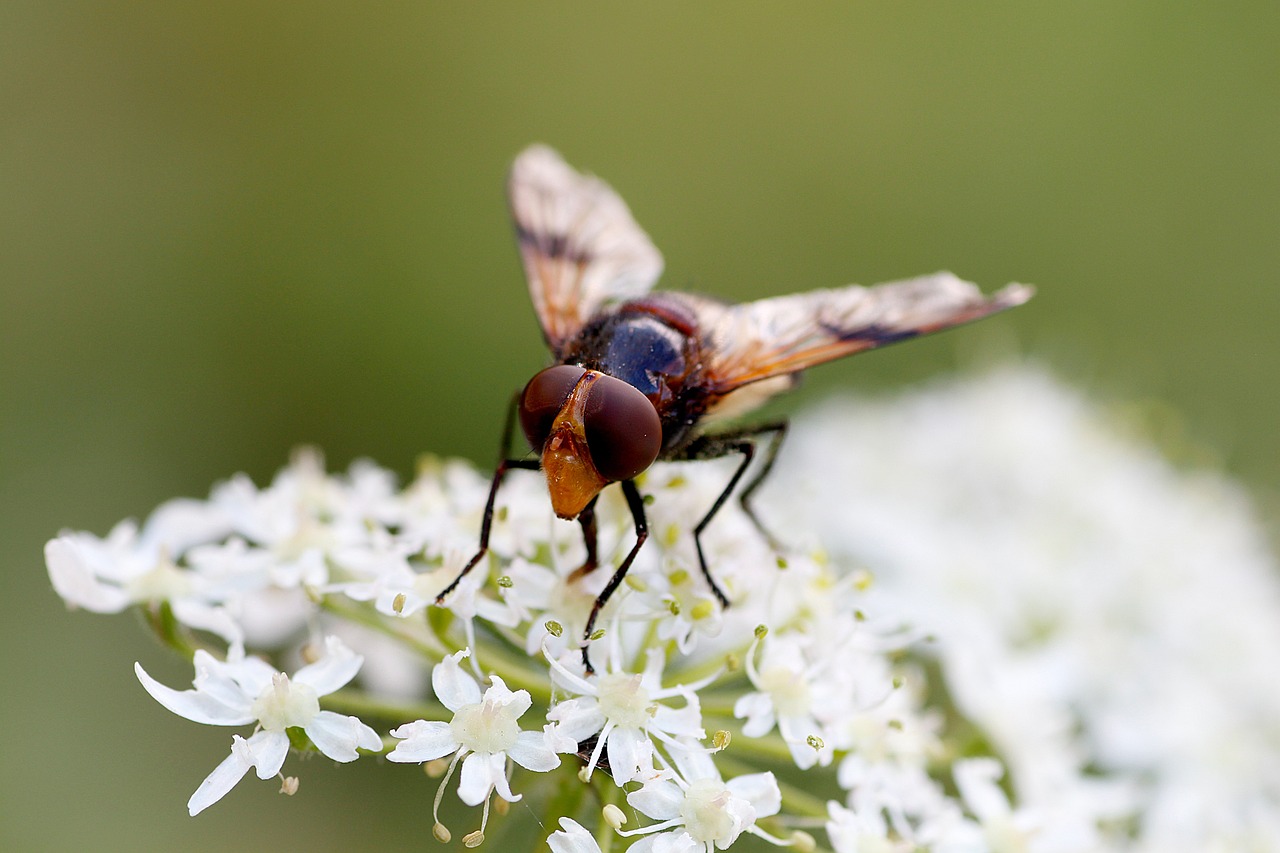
[679,272,1034,397]
[509,145,664,354]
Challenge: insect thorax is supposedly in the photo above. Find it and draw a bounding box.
[560,303,709,454]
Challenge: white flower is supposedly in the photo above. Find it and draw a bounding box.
[618,748,781,853]
[622,758,782,853]
[387,650,559,806]
[546,647,708,784]
[45,499,241,643]
[735,631,834,769]
[134,636,381,815]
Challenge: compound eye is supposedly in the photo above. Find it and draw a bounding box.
[583,374,662,482]
[519,365,587,452]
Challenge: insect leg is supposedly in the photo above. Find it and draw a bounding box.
[734,421,788,552]
[568,498,600,582]
[670,420,788,606]
[580,479,648,674]
[436,392,538,604]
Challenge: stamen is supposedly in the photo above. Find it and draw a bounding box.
[432,750,465,827]
[603,804,627,830]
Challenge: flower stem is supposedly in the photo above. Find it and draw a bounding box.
[320,687,449,729]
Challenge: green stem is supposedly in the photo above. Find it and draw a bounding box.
[320,687,449,727]
[319,595,448,659]
[138,601,206,661]
[541,763,589,846]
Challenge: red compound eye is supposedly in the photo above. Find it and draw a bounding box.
[582,374,662,482]
[519,365,587,452]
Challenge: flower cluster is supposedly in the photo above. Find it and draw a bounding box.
[46,367,1280,851]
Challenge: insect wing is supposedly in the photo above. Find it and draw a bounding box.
[687,272,1034,394]
[509,145,664,354]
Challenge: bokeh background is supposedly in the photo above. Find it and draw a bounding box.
[3,4,1276,850]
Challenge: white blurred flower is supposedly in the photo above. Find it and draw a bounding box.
[134,636,381,814]
[776,365,1280,851]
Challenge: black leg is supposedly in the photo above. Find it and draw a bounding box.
[736,421,788,552]
[567,498,600,583]
[668,420,788,605]
[580,479,648,674]
[436,393,538,604]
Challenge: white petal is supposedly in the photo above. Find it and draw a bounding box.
[135,662,254,726]
[954,757,1011,821]
[305,711,381,762]
[169,600,244,647]
[197,649,275,703]
[293,636,363,696]
[387,720,458,763]
[45,538,130,613]
[508,730,560,773]
[652,701,705,740]
[542,722,580,755]
[546,698,606,743]
[457,751,505,806]
[726,772,781,819]
[432,651,481,712]
[605,728,648,783]
[187,735,254,816]
[484,675,533,718]
[628,832,700,853]
[628,779,685,820]
[246,729,290,779]
[548,818,603,853]
[733,693,776,738]
[489,754,519,803]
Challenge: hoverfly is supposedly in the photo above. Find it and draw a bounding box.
[437,145,1032,671]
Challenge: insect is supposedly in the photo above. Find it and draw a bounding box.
[437,145,1033,671]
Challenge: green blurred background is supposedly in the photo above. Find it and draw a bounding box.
[2,3,1276,850]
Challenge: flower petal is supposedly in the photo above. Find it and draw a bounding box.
[546,697,606,743]
[293,636,363,696]
[135,662,255,726]
[246,729,290,779]
[305,710,381,762]
[726,772,781,819]
[45,538,130,613]
[605,727,649,784]
[387,720,458,763]
[187,735,254,816]
[457,751,508,806]
[628,779,684,821]
[484,675,532,718]
[548,818,603,853]
[432,651,481,712]
[169,600,244,647]
[508,730,560,773]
